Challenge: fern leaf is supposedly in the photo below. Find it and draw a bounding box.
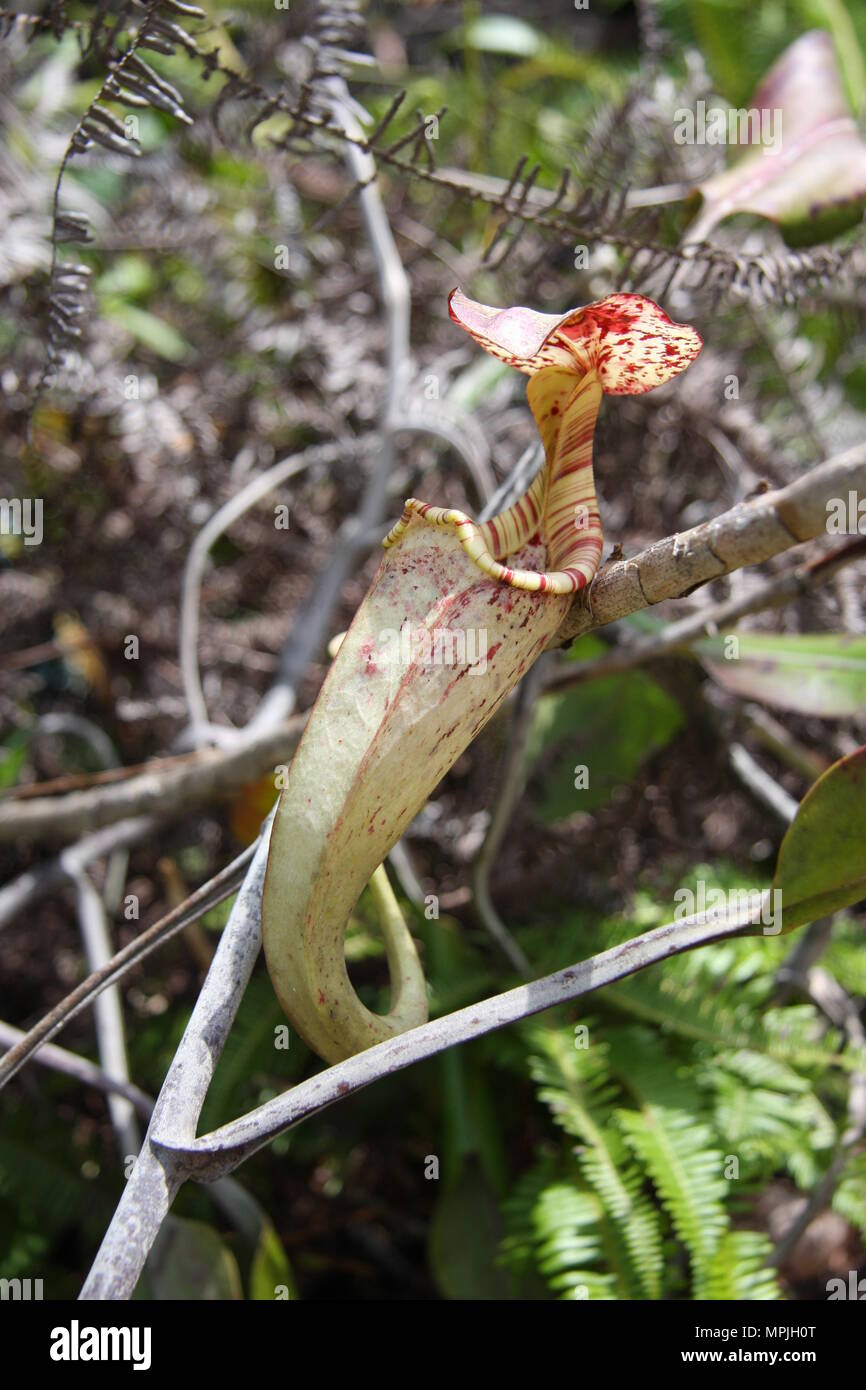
[833,1152,866,1242]
[702,1231,783,1301]
[607,1031,727,1296]
[527,1028,665,1299]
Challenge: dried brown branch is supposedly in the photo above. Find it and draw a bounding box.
[546,534,866,691]
[551,444,866,645]
[0,716,305,844]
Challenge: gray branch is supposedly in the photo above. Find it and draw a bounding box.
[80,885,762,1299]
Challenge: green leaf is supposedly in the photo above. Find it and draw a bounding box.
[701,1231,781,1300]
[199,1173,297,1300]
[529,1030,665,1299]
[429,1159,516,1300]
[97,254,155,301]
[696,632,866,717]
[0,731,29,790]
[685,30,866,247]
[249,1220,296,1301]
[773,744,866,930]
[462,15,543,57]
[146,1217,243,1300]
[100,297,191,361]
[527,641,683,819]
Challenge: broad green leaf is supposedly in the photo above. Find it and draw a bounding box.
[685,30,866,248]
[527,639,683,819]
[696,632,866,717]
[249,1220,296,1301]
[193,1165,297,1300]
[145,1216,243,1300]
[100,297,191,360]
[428,1159,516,1300]
[773,744,866,930]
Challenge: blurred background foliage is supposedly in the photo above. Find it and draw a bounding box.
[1,0,865,1299]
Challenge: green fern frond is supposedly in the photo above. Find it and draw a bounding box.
[505,902,858,1302]
[0,1136,114,1241]
[605,971,849,1074]
[533,1184,617,1300]
[502,1163,636,1300]
[824,934,866,1000]
[526,1027,665,1299]
[617,1107,727,1297]
[699,1051,836,1187]
[608,1035,728,1297]
[702,1231,782,1301]
[708,1049,812,1095]
[500,1154,562,1277]
[833,1152,866,1242]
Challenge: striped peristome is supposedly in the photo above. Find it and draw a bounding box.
[384,289,703,594]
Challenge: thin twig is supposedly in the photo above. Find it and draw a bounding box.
[391,414,495,506]
[0,1020,154,1119]
[742,705,829,784]
[6,452,863,845]
[0,717,305,844]
[80,816,274,1300]
[0,837,257,1089]
[545,537,866,692]
[552,444,866,645]
[71,867,140,1160]
[729,743,799,824]
[26,714,140,1153]
[168,898,765,1172]
[0,816,155,929]
[180,442,352,736]
[248,88,411,736]
[33,714,130,907]
[769,967,866,1268]
[436,165,694,212]
[470,662,548,973]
